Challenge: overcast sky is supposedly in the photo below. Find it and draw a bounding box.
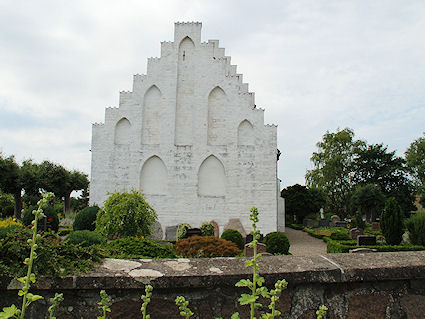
[1,0,424,189]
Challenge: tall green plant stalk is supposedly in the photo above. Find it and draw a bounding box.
[141,285,153,319]
[97,290,111,319]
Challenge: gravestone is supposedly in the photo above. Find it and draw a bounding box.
[335,221,348,228]
[210,220,219,238]
[149,221,163,240]
[303,219,310,227]
[331,215,341,224]
[349,227,364,240]
[371,222,380,230]
[223,218,246,237]
[304,219,319,228]
[357,235,377,246]
[319,220,330,227]
[244,243,270,257]
[165,225,178,241]
[185,228,202,238]
[245,234,264,244]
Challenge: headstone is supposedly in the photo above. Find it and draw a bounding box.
[165,225,178,241]
[320,208,324,219]
[318,219,329,227]
[349,248,377,253]
[331,215,341,224]
[371,222,380,230]
[149,221,163,240]
[223,218,246,237]
[245,234,264,244]
[210,220,219,238]
[376,235,385,243]
[357,235,377,246]
[303,218,310,227]
[335,221,348,228]
[349,228,364,240]
[244,242,268,257]
[185,228,202,238]
[304,219,319,228]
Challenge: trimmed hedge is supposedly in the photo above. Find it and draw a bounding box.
[200,222,215,237]
[221,229,244,250]
[288,224,304,230]
[104,237,176,259]
[327,239,425,253]
[263,231,290,255]
[73,206,99,231]
[330,232,351,241]
[66,230,106,247]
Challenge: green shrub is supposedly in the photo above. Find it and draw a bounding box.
[0,192,14,218]
[22,204,59,232]
[66,230,106,247]
[200,222,215,237]
[288,224,304,230]
[330,232,351,241]
[0,227,102,277]
[104,237,176,259]
[174,235,241,257]
[351,212,366,230]
[73,206,100,231]
[326,239,425,253]
[221,229,244,250]
[405,209,425,245]
[381,198,404,245]
[96,190,157,239]
[263,231,290,255]
[177,223,191,241]
[0,225,22,239]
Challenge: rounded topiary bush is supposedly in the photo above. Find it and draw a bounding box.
[263,231,290,255]
[177,223,191,241]
[330,232,351,241]
[73,206,100,231]
[221,229,244,250]
[22,204,59,232]
[66,230,106,247]
[174,235,241,257]
[200,222,215,237]
[105,237,176,259]
[95,190,157,239]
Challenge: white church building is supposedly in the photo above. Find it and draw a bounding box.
[90,22,284,237]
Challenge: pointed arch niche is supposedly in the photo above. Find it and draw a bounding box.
[237,120,254,146]
[198,155,226,197]
[175,36,195,145]
[114,117,131,145]
[142,85,162,144]
[140,156,168,195]
[208,86,226,145]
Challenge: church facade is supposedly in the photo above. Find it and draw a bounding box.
[90,22,284,237]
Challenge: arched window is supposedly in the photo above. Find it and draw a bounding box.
[140,156,168,195]
[208,86,226,145]
[237,120,254,146]
[142,85,162,144]
[198,155,226,196]
[114,117,131,145]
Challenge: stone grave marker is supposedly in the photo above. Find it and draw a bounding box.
[165,225,178,241]
[371,222,380,230]
[349,228,364,240]
[319,219,330,227]
[224,218,246,237]
[210,220,219,238]
[244,243,271,257]
[185,228,202,238]
[245,233,264,244]
[331,215,341,224]
[357,235,377,246]
[149,221,163,240]
[335,221,348,228]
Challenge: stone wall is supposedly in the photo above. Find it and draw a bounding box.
[1,252,425,318]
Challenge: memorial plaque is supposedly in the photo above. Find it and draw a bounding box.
[335,221,348,228]
[319,219,330,227]
[357,235,377,246]
[185,228,202,238]
[165,225,178,241]
[244,243,268,257]
[349,227,364,240]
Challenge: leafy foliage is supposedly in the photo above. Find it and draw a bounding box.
[0,192,14,218]
[22,204,59,232]
[405,132,425,187]
[174,235,241,257]
[221,229,245,250]
[405,209,425,246]
[176,223,191,240]
[350,211,366,229]
[0,217,23,229]
[66,230,106,247]
[306,128,366,217]
[329,231,351,241]
[381,198,404,245]
[326,239,425,253]
[73,206,100,231]
[96,190,157,239]
[263,232,290,255]
[200,222,215,237]
[350,184,385,222]
[281,184,325,223]
[104,237,176,259]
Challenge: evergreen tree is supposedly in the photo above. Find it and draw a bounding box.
[381,198,404,245]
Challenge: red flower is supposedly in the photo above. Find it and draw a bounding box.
[48,218,53,222]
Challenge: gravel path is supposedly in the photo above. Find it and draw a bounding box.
[284,227,327,256]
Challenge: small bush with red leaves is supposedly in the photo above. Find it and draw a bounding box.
[174,235,241,258]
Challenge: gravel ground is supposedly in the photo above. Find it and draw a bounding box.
[284,227,327,256]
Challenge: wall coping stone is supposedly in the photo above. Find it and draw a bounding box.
[2,251,425,291]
